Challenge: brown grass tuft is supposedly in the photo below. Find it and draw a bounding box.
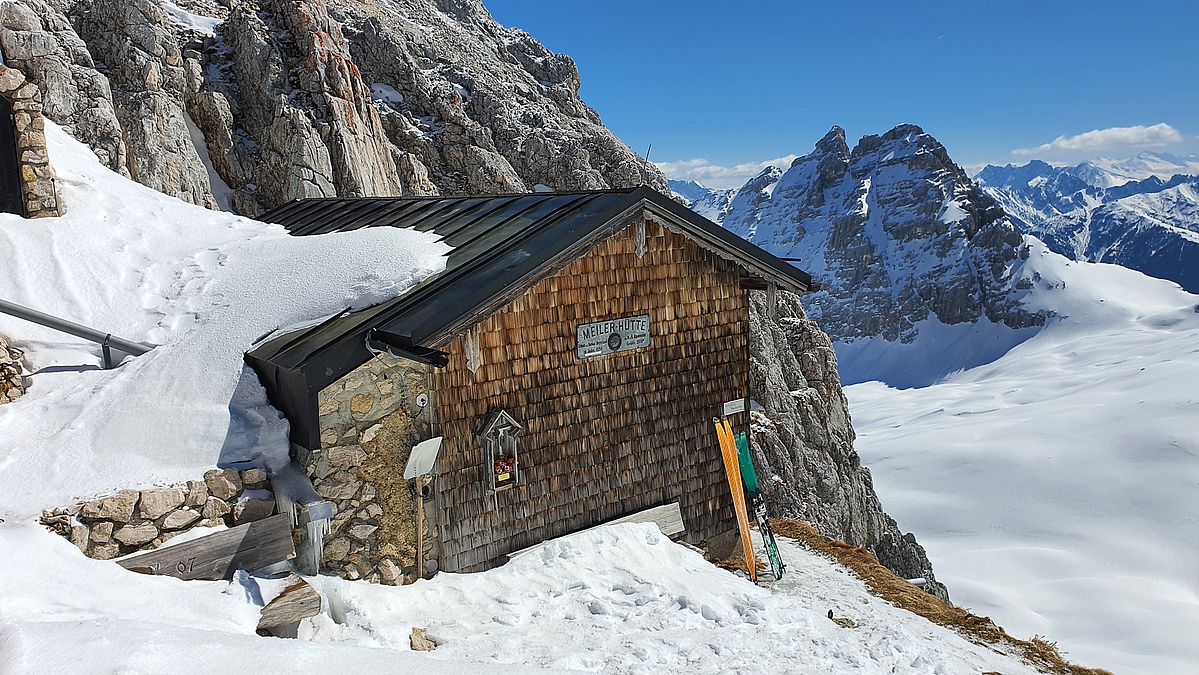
[769,518,1112,675]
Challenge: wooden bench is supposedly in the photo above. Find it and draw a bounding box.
[508,502,684,561]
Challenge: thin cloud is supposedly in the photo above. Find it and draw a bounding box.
[655,155,799,190]
[1013,123,1182,156]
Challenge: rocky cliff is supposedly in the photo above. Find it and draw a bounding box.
[748,291,947,600]
[0,0,945,594]
[0,0,668,215]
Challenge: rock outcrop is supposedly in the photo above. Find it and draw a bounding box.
[748,291,948,601]
[0,0,667,214]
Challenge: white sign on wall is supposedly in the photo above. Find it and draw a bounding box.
[576,314,651,358]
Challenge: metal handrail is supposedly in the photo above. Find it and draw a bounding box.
[0,298,154,368]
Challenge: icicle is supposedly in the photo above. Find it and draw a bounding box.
[635,220,646,259]
[277,491,299,527]
[306,517,330,575]
[465,327,482,375]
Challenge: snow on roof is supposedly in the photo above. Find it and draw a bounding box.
[0,124,449,516]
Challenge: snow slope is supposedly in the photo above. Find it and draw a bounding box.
[303,523,1034,674]
[0,123,450,514]
[849,242,1199,674]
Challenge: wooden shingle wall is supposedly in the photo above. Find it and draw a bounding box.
[432,218,749,572]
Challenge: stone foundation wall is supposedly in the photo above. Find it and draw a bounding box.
[0,334,25,403]
[0,64,61,218]
[41,468,276,560]
[304,351,435,585]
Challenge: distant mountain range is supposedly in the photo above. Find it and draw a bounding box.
[667,179,734,223]
[975,156,1199,292]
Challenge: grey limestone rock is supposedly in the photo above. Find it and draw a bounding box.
[138,487,185,520]
[748,290,950,602]
[2,0,666,214]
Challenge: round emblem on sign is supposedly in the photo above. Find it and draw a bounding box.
[607,332,622,351]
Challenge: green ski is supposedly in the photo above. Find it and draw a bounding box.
[735,431,785,580]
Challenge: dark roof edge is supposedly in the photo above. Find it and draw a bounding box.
[634,187,815,293]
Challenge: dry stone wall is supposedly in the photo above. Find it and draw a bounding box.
[41,468,276,560]
[305,351,434,585]
[0,64,61,218]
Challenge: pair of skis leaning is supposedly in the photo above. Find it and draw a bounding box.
[714,417,785,582]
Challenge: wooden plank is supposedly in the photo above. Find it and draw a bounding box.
[604,502,685,537]
[257,574,322,631]
[117,514,294,580]
[508,501,686,560]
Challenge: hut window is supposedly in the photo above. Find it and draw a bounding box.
[477,408,522,491]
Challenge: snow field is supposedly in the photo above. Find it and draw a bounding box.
[848,242,1199,673]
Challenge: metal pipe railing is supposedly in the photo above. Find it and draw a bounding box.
[0,298,153,368]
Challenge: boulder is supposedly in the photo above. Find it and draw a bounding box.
[183,480,208,507]
[240,467,268,490]
[89,521,114,543]
[410,627,436,651]
[201,496,231,520]
[378,558,402,584]
[88,543,120,560]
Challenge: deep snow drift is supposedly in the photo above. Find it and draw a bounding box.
[0,124,449,514]
[849,243,1199,673]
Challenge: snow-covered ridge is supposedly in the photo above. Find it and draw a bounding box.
[0,124,449,515]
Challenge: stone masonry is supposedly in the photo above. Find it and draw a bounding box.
[0,64,61,218]
[41,467,275,560]
[304,351,435,585]
[0,334,25,402]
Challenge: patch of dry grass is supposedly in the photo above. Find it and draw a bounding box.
[769,518,1112,675]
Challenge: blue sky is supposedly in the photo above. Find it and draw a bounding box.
[486,1,1199,188]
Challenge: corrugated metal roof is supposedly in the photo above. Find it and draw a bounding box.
[245,186,814,449]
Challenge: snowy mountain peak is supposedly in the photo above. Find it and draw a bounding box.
[722,123,1042,385]
[814,124,850,156]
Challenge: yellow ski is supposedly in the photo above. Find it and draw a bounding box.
[715,417,757,581]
